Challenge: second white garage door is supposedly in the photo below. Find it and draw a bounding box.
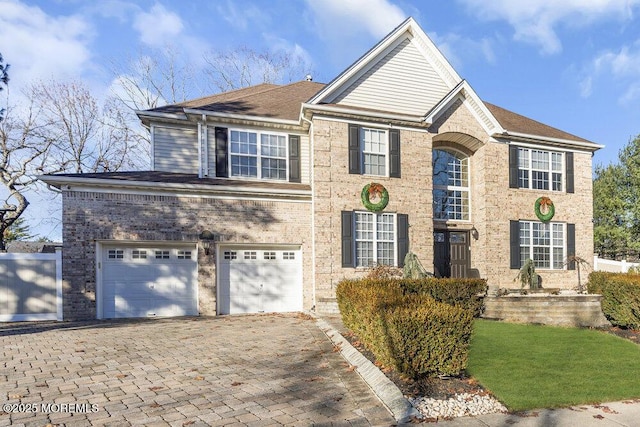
[218,247,302,315]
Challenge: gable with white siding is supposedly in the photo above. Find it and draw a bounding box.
[153,125,198,174]
[328,36,452,115]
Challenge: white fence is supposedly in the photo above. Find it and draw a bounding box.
[593,256,640,273]
[0,249,62,322]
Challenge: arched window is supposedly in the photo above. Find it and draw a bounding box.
[433,149,470,221]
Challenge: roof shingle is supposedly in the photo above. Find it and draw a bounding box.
[148,81,325,121]
[143,81,595,145]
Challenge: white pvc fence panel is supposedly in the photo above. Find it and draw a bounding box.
[593,256,640,273]
[0,250,62,322]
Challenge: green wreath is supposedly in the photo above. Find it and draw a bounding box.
[361,183,389,212]
[535,197,555,222]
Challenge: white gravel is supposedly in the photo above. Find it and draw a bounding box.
[410,392,508,420]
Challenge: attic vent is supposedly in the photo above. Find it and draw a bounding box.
[305,74,313,82]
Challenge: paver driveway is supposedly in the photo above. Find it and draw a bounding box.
[1,313,395,426]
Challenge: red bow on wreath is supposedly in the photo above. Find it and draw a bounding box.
[538,197,552,209]
[368,183,384,198]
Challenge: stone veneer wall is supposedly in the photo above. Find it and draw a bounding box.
[61,190,312,320]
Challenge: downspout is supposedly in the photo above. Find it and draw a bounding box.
[301,114,316,312]
[202,114,208,177]
[197,120,203,178]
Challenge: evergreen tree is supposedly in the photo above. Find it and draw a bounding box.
[594,134,640,258]
[3,217,33,243]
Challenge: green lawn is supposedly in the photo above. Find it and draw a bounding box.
[468,320,640,411]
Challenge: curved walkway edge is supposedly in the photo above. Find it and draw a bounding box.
[314,315,422,424]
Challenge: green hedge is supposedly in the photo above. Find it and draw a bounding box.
[587,272,640,329]
[400,277,487,317]
[336,277,482,378]
[386,295,474,377]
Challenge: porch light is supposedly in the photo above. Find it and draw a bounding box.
[471,226,479,240]
[199,230,216,255]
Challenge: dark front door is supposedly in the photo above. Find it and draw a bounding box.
[433,231,471,278]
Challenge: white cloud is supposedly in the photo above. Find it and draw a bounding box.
[304,0,407,70]
[305,0,406,40]
[0,0,93,92]
[429,31,496,70]
[459,0,640,54]
[133,3,184,48]
[217,0,271,31]
[582,41,640,103]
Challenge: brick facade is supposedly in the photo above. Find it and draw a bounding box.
[61,190,311,320]
[312,99,595,299]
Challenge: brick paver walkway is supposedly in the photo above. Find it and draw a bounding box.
[1,314,395,426]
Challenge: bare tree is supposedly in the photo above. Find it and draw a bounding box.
[27,79,148,173]
[0,78,151,249]
[203,46,312,92]
[107,45,313,147]
[0,102,64,250]
[0,53,9,122]
[109,46,202,112]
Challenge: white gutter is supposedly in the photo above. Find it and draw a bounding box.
[38,175,312,198]
[301,103,425,124]
[498,131,604,151]
[135,110,187,121]
[183,108,300,126]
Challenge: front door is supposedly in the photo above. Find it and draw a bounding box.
[433,231,471,278]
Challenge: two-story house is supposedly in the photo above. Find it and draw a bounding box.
[41,18,601,320]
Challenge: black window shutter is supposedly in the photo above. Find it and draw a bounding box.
[288,135,301,183]
[566,152,574,194]
[389,129,401,178]
[341,211,355,267]
[348,124,361,174]
[510,220,521,269]
[397,214,409,267]
[509,145,519,188]
[215,127,228,178]
[567,223,576,270]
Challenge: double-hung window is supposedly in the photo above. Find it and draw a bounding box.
[229,130,287,180]
[518,221,565,269]
[354,212,396,267]
[516,147,563,191]
[348,124,401,178]
[361,128,387,176]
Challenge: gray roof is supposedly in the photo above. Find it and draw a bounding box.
[144,81,595,145]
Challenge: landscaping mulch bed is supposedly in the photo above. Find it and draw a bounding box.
[604,325,640,344]
[340,322,640,402]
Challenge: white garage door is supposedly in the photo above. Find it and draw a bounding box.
[100,245,198,319]
[218,247,302,315]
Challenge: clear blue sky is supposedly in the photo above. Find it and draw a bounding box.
[1,0,640,239]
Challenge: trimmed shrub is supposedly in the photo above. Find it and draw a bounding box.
[336,278,403,366]
[586,271,615,294]
[386,295,473,378]
[587,271,640,329]
[336,277,477,378]
[400,278,487,317]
